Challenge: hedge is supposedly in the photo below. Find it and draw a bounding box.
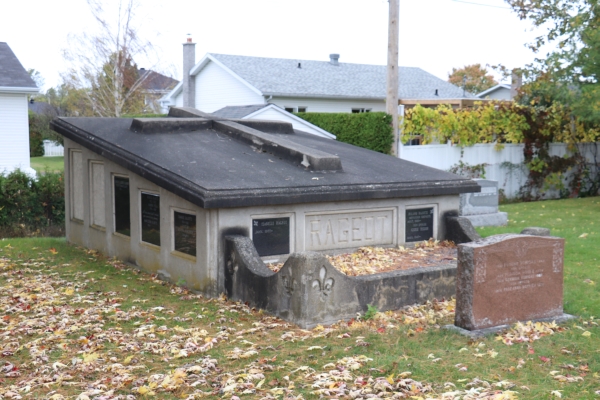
[295,112,393,154]
[0,170,65,237]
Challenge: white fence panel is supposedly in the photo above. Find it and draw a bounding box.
[400,142,599,199]
[43,140,64,157]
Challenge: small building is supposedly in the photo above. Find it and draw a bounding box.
[0,42,38,176]
[51,107,478,297]
[160,39,474,113]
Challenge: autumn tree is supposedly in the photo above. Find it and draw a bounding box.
[62,0,156,117]
[448,64,498,95]
[505,0,600,123]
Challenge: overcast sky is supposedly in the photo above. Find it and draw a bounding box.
[1,0,542,91]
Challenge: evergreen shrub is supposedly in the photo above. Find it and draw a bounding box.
[0,170,65,237]
[295,112,393,154]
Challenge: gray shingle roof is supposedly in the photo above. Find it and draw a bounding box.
[138,68,179,91]
[210,53,472,100]
[0,42,37,89]
[211,104,269,119]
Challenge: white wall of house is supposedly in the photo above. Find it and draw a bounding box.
[194,62,264,112]
[0,93,34,175]
[400,142,600,199]
[270,97,386,113]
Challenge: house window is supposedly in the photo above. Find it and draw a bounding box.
[70,150,84,221]
[141,192,160,246]
[113,176,130,236]
[90,161,105,228]
[173,211,196,257]
[351,108,372,113]
[284,107,307,113]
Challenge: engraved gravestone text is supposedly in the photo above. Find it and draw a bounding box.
[305,210,393,251]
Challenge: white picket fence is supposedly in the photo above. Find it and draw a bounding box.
[399,141,600,199]
[43,140,64,157]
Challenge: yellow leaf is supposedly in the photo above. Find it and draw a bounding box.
[123,355,134,365]
[83,352,99,363]
[386,373,395,384]
[582,331,592,337]
[64,288,75,296]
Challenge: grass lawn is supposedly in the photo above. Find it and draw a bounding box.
[0,198,599,399]
[30,156,64,173]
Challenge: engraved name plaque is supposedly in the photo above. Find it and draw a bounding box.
[252,217,290,257]
[141,192,160,246]
[174,211,196,257]
[114,176,130,236]
[405,207,434,242]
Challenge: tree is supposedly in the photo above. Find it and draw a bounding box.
[448,64,498,95]
[61,0,156,117]
[505,0,600,123]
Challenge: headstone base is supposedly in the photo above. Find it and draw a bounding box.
[444,313,576,338]
[463,212,508,227]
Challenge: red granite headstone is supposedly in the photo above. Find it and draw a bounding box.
[455,234,565,331]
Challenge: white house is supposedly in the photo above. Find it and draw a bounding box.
[0,42,38,176]
[211,104,335,139]
[476,83,511,100]
[160,40,473,115]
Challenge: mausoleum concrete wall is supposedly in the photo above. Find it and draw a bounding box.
[64,137,460,297]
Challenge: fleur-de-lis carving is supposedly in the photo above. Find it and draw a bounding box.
[312,266,334,301]
[281,275,297,296]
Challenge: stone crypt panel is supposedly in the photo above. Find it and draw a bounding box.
[305,209,394,251]
[455,234,565,331]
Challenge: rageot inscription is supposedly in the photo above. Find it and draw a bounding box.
[305,209,394,251]
[455,234,565,331]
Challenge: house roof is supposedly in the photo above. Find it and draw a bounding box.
[212,103,336,139]
[50,107,479,209]
[476,83,511,98]
[212,104,268,119]
[0,42,38,93]
[138,68,179,92]
[28,100,59,116]
[165,53,474,102]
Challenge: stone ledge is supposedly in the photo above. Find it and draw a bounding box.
[443,313,576,338]
[214,120,343,171]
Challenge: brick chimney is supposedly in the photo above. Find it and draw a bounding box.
[182,36,196,108]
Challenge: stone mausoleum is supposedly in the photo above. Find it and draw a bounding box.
[51,107,479,296]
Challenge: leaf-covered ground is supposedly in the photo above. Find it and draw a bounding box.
[1,197,600,399]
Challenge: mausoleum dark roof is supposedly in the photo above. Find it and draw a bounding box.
[51,107,479,208]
